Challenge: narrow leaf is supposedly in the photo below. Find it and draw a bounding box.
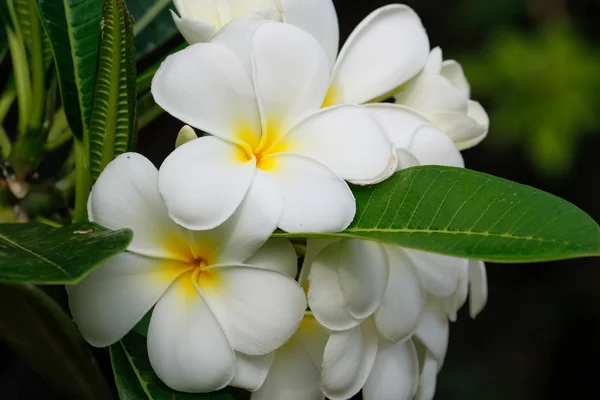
[88,0,136,182]
[111,332,237,400]
[275,166,600,262]
[36,0,104,139]
[0,222,132,284]
[0,284,113,399]
[128,0,178,59]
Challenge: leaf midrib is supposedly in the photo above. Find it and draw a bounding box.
[119,341,154,399]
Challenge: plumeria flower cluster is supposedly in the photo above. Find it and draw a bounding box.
[68,1,490,399]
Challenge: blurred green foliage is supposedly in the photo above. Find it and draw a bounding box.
[462,21,600,177]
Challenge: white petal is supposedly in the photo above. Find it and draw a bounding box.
[211,14,268,76]
[396,74,468,113]
[338,240,389,320]
[441,59,470,97]
[299,238,340,285]
[88,153,189,260]
[362,339,419,400]
[449,100,489,150]
[245,238,298,277]
[171,11,218,44]
[409,125,465,167]
[68,252,185,347]
[264,154,355,233]
[252,341,323,400]
[147,275,235,392]
[423,47,443,75]
[252,22,330,135]
[230,352,273,392]
[375,246,424,343]
[283,105,396,184]
[406,249,469,297]
[173,0,220,24]
[151,43,261,146]
[187,170,283,264]
[329,4,430,104]
[396,148,421,171]
[415,299,449,364]
[446,268,469,322]
[199,265,306,355]
[321,319,379,400]
[308,241,362,331]
[280,0,339,69]
[415,352,439,400]
[469,260,488,318]
[157,136,256,231]
[364,103,432,150]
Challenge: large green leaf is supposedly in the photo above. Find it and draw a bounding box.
[88,0,136,182]
[0,222,132,284]
[36,0,104,139]
[111,332,237,400]
[128,0,179,59]
[275,166,600,262]
[0,284,113,399]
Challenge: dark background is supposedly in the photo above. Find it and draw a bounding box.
[3,0,600,398]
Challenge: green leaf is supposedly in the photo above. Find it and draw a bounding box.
[0,222,132,284]
[0,284,113,399]
[111,332,237,400]
[88,0,136,182]
[36,0,104,139]
[128,0,179,59]
[274,166,600,262]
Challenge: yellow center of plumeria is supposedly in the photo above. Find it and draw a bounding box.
[321,85,338,108]
[235,118,289,171]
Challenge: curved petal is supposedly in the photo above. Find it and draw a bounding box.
[199,265,306,355]
[157,136,256,231]
[245,238,298,278]
[151,43,261,145]
[300,238,340,285]
[321,319,378,400]
[406,249,468,297]
[88,153,189,260]
[308,241,362,331]
[469,260,488,318]
[415,299,449,364]
[396,148,421,170]
[396,74,468,113]
[329,4,429,105]
[362,339,419,400]
[173,0,220,24]
[263,153,355,233]
[441,59,470,97]
[147,275,235,392]
[279,0,338,70]
[416,352,439,400]
[211,14,268,77]
[364,103,432,149]
[230,352,273,392]
[171,11,218,44]
[188,170,282,264]
[283,105,396,184]
[450,100,489,150]
[252,22,330,136]
[423,47,443,75]
[409,125,465,168]
[68,252,186,347]
[338,240,389,320]
[375,246,424,343]
[446,269,469,322]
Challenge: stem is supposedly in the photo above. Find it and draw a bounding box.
[73,138,90,222]
[0,87,16,122]
[0,125,11,158]
[44,128,72,152]
[27,0,45,130]
[132,0,172,36]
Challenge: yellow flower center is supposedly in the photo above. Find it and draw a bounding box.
[235,119,288,171]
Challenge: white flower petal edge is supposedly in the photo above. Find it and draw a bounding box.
[415,351,439,400]
[321,319,379,400]
[244,238,298,278]
[415,298,450,365]
[279,0,339,69]
[230,352,274,392]
[198,265,306,356]
[171,10,217,44]
[406,249,469,297]
[327,4,430,105]
[87,153,188,260]
[469,260,488,318]
[362,338,419,400]
[157,136,257,231]
[147,276,236,393]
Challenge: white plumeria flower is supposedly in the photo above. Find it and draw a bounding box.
[67,153,306,393]
[395,47,490,150]
[151,21,396,233]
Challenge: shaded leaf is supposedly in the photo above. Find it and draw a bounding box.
[111,332,237,400]
[88,0,136,182]
[128,0,179,59]
[275,166,600,262]
[36,0,104,139]
[0,284,113,399]
[0,222,132,284]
